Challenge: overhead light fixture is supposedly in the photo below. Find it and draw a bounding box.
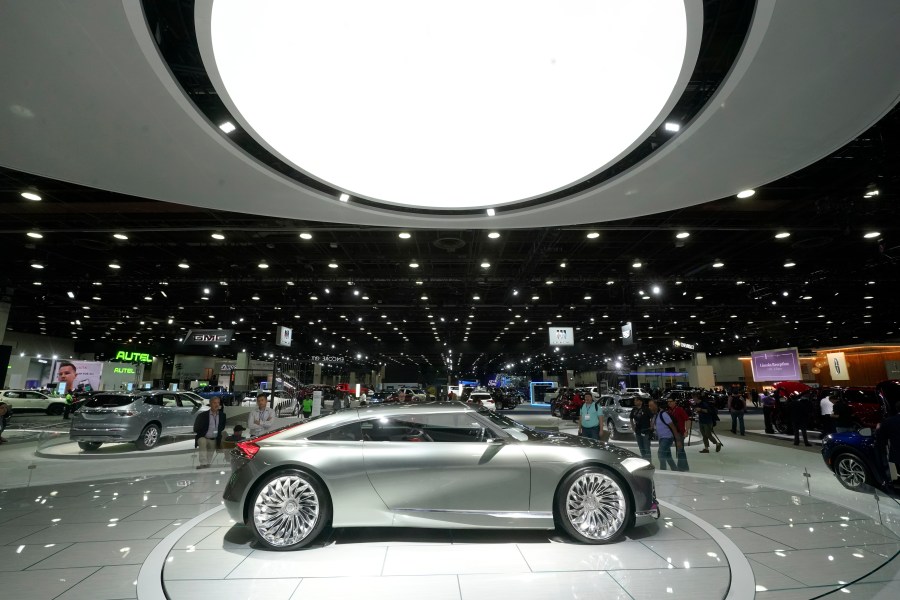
[488,231,501,239]
[258,261,269,269]
[30,262,44,269]
[211,232,226,240]
[586,232,600,239]
[480,261,490,268]
[863,231,881,239]
[21,190,42,201]
[663,122,680,132]
[219,121,236,133]
[251,295,260,301]
[66,291,75,299]
[299,232,313,240]
[736,189,755,199]
[339,193,350,202]
[113,233,129,240]
[27,231,43,239]
[328,262,339,268]
[178,261,190,269]
[409,261,419,268]
[712,261,724,268]
[632,261,642,268]
[774,231,791,239]
[486,208,496,216]
[783,261,796,268]
[531,295,539,301]
[545,280,554,285]
[472,294,481,300]
[675,231,690,239]
[109,262,121,269]
[398,232,411,239]
[652,285,661,294]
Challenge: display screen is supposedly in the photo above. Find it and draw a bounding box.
[750,348,801,381]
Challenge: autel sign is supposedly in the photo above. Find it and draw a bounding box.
[115,350,152,363]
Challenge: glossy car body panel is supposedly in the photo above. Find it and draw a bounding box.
[69,391,202,444]
[224,403,658,533]
[821,430,892,491]
[0,389,65,413]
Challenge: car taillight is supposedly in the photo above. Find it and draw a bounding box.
[116,411,136,416]
[235,441,260,459]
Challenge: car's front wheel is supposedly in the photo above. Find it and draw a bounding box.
[78,441,102,451]
[607,420,617,439]
[556,467,631,544]
[250,469,330,550]
[46,403,65,416]
[135,424,160,450]
[834,453,872,490]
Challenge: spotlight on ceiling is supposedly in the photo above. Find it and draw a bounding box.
[586,232,600,239]
[736,189,755,199]
[339,193,350,202]
[675,231,690,239]
[775,231,791,239]
[113,233,129,240]
[27,231,43,239]
[21,190,42,201]
[299,232,313,240]
[712,261,724,268]
[178,261,190,269]
[219,121,236,133]
[211,232,225,240]
[863,231,881,239]
[398,232,411,239]
[488,232,500,239]
[663,122,680,132]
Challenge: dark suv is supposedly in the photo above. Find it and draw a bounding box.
[773,387,887,434]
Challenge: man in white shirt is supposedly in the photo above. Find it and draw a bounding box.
[248,394,275,437]
[819,393,835,435]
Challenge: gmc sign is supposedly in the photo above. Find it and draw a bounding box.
[184,329,234,345]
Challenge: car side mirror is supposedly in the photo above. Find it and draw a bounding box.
[486,437,505,445]
[858,427,873,437]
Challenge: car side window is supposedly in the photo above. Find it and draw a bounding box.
[25,392,44,399]
[309,422,362,441]
[143,396,163,407]
[176,395,199,408]
[5,391,23,399]
[363,413,488,443]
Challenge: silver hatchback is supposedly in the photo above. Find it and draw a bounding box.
[70,391,205,451]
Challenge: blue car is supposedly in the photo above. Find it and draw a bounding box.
[821,429,896,492]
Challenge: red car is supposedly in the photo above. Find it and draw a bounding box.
[334,383,370,396]
[772,385,887,433]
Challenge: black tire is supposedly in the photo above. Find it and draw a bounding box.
[249,469,330,550]
[46,403,65,416]
[834,453,872,490]
[135,423,161,450]
[556,466,632,544]
[773,414,788,434]
[78,441,102,451]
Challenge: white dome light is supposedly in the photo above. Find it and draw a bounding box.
[210,0,688,209]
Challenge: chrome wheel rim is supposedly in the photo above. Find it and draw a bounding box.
[566,472,626,540]
[253,475,319,547]
[837,457,866,487]
[144,427,159,446]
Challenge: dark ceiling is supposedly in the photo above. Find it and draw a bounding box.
[2,1,898,377]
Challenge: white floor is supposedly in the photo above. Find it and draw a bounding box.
[1,408,899,599]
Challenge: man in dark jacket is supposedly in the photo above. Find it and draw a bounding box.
[193,397,226,469]
[876,401,900,485]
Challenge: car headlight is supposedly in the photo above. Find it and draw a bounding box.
[622,457,652,472]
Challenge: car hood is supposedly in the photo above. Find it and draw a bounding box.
[530,430,636,457]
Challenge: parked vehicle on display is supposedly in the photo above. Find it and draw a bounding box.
[241,389,293,406]
[601,395,637,439]
[69,391,204,451]
[0,389,67,415]
[821,428,897,492]
[553,390,586,421]
[335,383,371,397]
[467,391,494,408]
[365,392,387,405]
[223,402,659,550]
[386,388,428,402]
[772,386,888,434]
[623,388,650,398]
[194,385,236,406]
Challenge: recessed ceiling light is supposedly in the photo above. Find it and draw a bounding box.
[328,262,339,268]
[251,295,260,301]
[339,193,350,202]
[30,263,44,269]
[299,232,313,240]
[113,233,129,240]
[584,295,592,300]
[736,189,755,199]
[545,280,554,285]
[863,231,881,239]
[531,295,539,301]
[21,190,42,201]
[736,280,745,285]
[559,262,567,268]
[219,121,236,133]
[586,232,600,239]
[258,261,269,269]
[487,231,501,239]
[409,261,419,268]
[775,231,791,239]
[663,122,680,132]
[26,231,43,239]
[486,208,496,216]
[211,232,225,240]
[310,295,318,300]
[178,262,190,269]
[109,262,121,269]
[632,261,642,268]
[675,231,690,239]
[712,261,724,268]
[783,261,796,268]
[480,261,490,268]
[398,232,411,239]
[695,295,703,300]
[473,295,481,300]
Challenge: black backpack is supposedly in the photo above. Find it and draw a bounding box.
[732,396,745,411]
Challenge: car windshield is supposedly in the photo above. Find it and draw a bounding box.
[477,408,547,441]
[617,397,637,408]
[85,395,137,408]
[844,389,881,404]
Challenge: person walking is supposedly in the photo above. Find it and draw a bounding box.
[697,394,723,453]
[789,392,812,446]
[578,393,603,441]
[762,390,776,433]
[630,397,653,463]
[666,397,691,471]
[751,388,760,408]
[649,399,678,470]
[301,393,313,419]
[729,393,746,436]
[193,396,226,469]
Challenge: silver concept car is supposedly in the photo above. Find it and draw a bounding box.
[223,402,659,550]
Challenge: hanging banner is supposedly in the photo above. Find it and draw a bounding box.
[750,348,801,381]
[276,326,293,347]
[549,327,574,346]
[184,329,234,345]
[622,322,634,346]
[826,352,850,381]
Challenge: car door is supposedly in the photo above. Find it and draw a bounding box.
[155,393,181,431]
[175,394,203,433]
[363,411,531,512]
[26,391,49,411]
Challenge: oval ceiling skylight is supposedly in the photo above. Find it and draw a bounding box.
[210,0,688,209]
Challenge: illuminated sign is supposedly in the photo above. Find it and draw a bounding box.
[673,340,696,351]
[549,327,574,346]
[113,367,136,374]
[115,350,152,363]
[185,329,234,345]
[622,322,634,346]
[276,326,293,347]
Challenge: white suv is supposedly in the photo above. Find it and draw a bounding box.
[0,389,68,415]
[623,387,650,398]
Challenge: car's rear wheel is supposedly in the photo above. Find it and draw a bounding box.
[773,413,789,434]
[250,469,330,550]
[78,441,102,451]
[46,403,65,416]
[135,424,160,450]
[556,467,631,544]
[834,453,872,490]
